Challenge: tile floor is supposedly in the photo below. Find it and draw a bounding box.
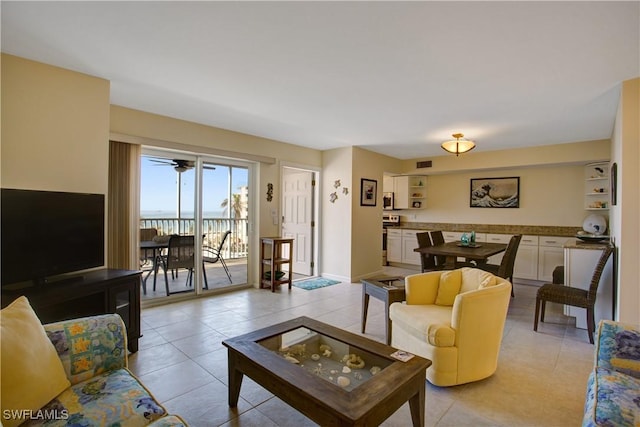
[130,266,595,426]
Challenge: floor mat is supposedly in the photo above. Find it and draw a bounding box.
[292,277,340,290]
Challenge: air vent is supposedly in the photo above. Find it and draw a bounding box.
[416,160,432,168]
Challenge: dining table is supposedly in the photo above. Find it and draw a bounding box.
[414,241,507,270]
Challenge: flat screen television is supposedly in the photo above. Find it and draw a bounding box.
[1,188,105,287]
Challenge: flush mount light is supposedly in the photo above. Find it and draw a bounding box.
[441,133,476,156]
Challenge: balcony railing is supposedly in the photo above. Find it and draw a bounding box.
[140,217,248,259]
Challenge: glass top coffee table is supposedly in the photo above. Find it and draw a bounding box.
[222,316,431,426]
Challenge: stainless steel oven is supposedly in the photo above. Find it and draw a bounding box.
[382,214,400,265]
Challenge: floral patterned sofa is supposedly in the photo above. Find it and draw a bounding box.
[0,296,186,427]
[583,320,640,427]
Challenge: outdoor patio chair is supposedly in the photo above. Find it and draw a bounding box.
[203,230,232,285]
[161,235,209,295]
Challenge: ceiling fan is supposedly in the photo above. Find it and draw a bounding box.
[149,158,215,173]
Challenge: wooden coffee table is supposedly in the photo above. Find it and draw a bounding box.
[222,316,431,426]
[361,276,405,345]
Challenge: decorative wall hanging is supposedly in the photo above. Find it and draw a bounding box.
[329,192,338,203]
[470,177,520,208]
[334,179,341,188]
[342,187,349,195]
[266,183,273,202]
[610,162,617,206]
[360,178,377,207]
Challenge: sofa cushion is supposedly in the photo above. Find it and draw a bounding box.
[390,303,453,342]
[436,270,462,306]
[595,320,640,379]
[0,297,71,427]
[26,368,167,427]
[583,366,640,427]
[45,314,127,385]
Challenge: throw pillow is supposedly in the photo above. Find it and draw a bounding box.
[479,275,497,288]
[435,269,462,306]
[1,296,71,427]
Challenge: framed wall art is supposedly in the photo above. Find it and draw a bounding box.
[470,177,520,208]
[360,178,377,206]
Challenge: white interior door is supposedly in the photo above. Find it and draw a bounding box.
[282,169,313,276]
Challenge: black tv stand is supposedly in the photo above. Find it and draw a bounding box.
[2,268,141,353]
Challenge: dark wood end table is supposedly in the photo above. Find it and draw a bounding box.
[222,316,430,427]
[361,276,405,345]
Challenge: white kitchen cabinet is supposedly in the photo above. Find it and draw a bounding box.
[387,229,402,263]
[513,235,539,280]
[393,176,426,209]
[564,245,613,329]
[401,229,422,265]
[538,236,572,282]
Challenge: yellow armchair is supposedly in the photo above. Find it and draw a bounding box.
[390,268,512,387]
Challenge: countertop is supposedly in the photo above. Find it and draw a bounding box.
[387,222,583,237]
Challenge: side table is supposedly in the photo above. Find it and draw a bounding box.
[260,237,294,292]
[360,275,405,345]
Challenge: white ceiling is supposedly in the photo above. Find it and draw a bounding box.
[2,1,638,159]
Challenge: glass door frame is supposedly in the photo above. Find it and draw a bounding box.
[141,147,254,297]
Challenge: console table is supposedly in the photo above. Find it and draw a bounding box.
[1,269,141,353]
[259,237,294,292]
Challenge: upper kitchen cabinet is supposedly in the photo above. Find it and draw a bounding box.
[393,175,427,209]
[584,162,610,211]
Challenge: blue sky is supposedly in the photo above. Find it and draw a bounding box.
[140,156,247,216]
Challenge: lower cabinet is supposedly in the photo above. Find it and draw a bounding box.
[513,236,539,280]
[538,236,572,282]
[401,230,421,265]
[387,229,402,263]
[387,229,421,266]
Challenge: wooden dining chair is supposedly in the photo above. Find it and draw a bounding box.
[416,232,438,272]
[476,234,522,297]
[533,246,613,344]
[429,230,448,268]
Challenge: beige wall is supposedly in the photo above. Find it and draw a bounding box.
[351,147,401,280]
[387,140,611,227]
[1,54,110,193]
[401,165,585,226]
[320,148,353,281]
[109,105,323,286]
[611,78,640,324]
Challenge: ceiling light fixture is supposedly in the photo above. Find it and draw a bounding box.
[441,133,476,156]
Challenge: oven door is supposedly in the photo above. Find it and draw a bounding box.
[383,192,394,210]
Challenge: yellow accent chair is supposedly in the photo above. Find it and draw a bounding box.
[390,268,512,387]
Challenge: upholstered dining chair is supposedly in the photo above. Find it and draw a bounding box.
[476,234,522,297]
[533,246,614,344]
[416,232,438,272]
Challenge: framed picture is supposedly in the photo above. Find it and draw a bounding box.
[360,178,377,206]
[610,162,617,206]
[470,177,520,208]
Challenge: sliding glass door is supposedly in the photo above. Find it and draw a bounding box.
[139,149,250,301]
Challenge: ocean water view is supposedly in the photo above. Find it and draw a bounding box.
[141,210,226,219]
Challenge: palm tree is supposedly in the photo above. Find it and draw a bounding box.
[220,193,243,218]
